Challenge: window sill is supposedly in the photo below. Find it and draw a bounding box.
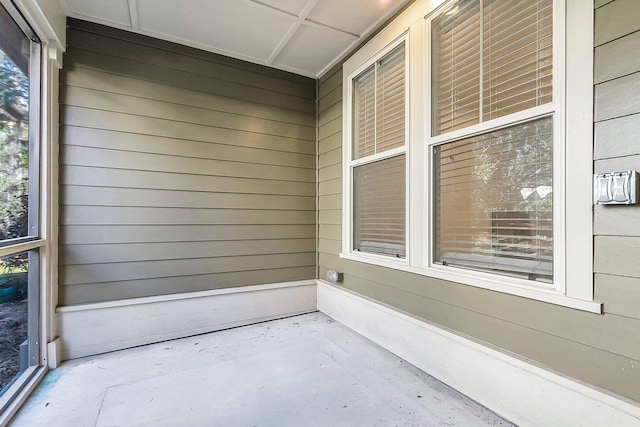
[339,252,602,314]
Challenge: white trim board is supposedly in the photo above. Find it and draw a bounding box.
[57,280,317,361]
[317,281,640,427]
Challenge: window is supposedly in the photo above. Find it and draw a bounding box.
[0,1,43,410]
[342,0,597,311]
[348,42,407,259]
[430,0,555,283]
[431,0,552,135]
[433,116,553,282]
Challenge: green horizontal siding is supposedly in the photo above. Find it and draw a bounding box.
[594,0,640,369]
[62,68,315,126]
[61,166,315,196]
[60,252,316,286]
[60,267,315,305]
[60,239,316,265]
[58,19,316,304]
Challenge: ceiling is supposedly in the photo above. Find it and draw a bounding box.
[57,0,412,78]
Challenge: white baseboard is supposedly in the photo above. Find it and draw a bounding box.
[317,281,640,427]
[57,280,317,360]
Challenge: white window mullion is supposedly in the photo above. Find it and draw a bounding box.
[562,0,592,301]
[351,146,406,167]
[407,21,425,269]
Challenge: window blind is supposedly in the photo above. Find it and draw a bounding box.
[432,0,553,135]
[433,117,553,281]
[376,45,405,153]
[432,0,481,135]
[354,155,406,258]
[353,65,376,158]
[353,43,405,159]
[483,0,552,120]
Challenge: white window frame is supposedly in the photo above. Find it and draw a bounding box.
[341,0,599,313]
[343,33,410,267]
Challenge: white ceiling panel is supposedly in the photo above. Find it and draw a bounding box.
[58,0,413,77]
[306,0,409,34]
[274,23,356,76]
[251,0,310,16]
[64,0,131,27]
[137,0,296,62]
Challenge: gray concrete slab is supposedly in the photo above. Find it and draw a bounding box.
[10,312,515,426]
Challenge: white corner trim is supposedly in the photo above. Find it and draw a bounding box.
[46,337,61,369]
[317,281,640,427]
[57,280,317,361]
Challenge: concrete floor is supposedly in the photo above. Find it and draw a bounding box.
[10,312,514,427]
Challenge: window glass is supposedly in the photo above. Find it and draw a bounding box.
[0,251,29,395]
[434,117,553,282]
[432,0,553,135]
[375,46,405,153]
[482,0,553,121]
[0,8,31,241]
[353,44,405,159]
[354,65,376,159]
[354,155,406,258]
[432,0,481,134]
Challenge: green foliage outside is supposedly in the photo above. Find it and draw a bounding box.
[0,50,30,272]
[470,117,553,214]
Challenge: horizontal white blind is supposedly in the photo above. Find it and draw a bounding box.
[434,117,553,281]
[354,155,406,258]
[432,0,481,135]
[353,65,376,159]
[432,0,553,135]
[353,43,405,159]
[376,45,406,153]
[483,0,552,121]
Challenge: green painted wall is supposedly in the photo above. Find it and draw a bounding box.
[318,0,640,402]
[58,19,317,305]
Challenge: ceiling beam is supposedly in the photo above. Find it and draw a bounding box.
[128,0,139,31]
[265,0,319,65]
